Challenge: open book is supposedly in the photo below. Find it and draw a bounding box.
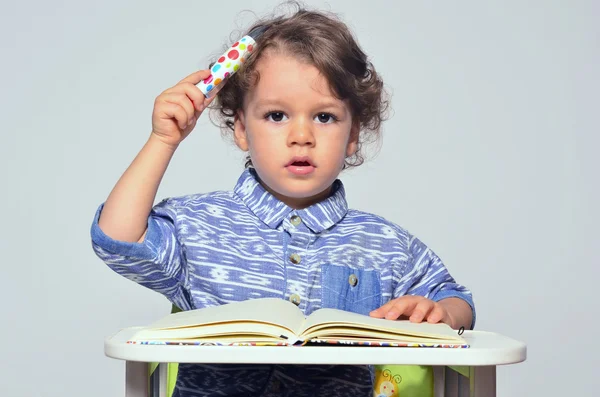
[128,298,468,348]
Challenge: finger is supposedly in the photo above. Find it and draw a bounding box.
[385,298,419,320]
[167,82,207,113]
[409,300,435,323]
[371,296,419,319]
[369,300,398,318]
[158,102,189,130]
[178,69,212,85]
[162,93,195,126]
[426,304,446,324]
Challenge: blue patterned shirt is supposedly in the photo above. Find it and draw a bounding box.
[91,168,475,397]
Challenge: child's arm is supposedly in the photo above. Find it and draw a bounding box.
[370,236,476,330]
[98,70,213,242]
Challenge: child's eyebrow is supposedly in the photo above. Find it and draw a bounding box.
[313,99,347,111]
[254,98,346,112]
[253,99,285,108]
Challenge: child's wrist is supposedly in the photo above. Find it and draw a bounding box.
[438,298,471,330]
[148,132,180,153]
[445,310,457,329]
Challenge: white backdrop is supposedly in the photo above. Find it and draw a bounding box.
[1,0,598,395]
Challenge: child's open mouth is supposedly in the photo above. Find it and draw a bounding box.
[286,157,315,175]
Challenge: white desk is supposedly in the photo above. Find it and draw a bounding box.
[105,327,526,397]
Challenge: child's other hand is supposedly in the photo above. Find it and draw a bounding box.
[151,70,215,148]
[369,296,452,326]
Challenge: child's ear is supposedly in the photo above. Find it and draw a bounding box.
[233,110,249,151]
[345,119,360,157]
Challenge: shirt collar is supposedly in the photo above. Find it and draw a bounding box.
[233,168,348,233]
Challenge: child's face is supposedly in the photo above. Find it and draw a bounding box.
[234,53,358,209]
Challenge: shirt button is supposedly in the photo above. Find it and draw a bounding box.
[348,274,358,287]
[289,253,301,264]
[290,215,301,226]
[289,294,301,305]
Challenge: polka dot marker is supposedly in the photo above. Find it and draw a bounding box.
[227,49,239,60]
[196,33,259,98]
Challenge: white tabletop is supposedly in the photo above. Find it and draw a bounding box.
[105,327,526,366]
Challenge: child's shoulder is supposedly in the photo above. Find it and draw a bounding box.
[157,189,237,210]
[344,208,413,242]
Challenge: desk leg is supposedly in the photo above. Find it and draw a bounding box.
[434,366,496,397]
[148,363,169,397]
[433,366,446,397]
[126,361,148,397]
[434,366,469,397]
[469,366,496,397]
[157,363,168,397]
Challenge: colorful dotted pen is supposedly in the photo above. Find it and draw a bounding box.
[196,26,268,97]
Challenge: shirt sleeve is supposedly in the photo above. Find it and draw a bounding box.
[90,198,191,310]
[394,235,476,329]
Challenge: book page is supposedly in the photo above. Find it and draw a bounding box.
[131,321,298,342]
[302,327,463,344]
[301,308,463,342]
[143,298,306,335]
[130,335,294,346]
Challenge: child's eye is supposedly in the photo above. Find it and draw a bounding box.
[264,111,288,123]
[314,113,337,124]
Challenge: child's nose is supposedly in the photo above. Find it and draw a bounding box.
[287,119,315,146]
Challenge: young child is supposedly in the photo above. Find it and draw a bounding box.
[91,6,475,397]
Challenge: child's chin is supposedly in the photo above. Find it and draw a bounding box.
[279,185,332,201]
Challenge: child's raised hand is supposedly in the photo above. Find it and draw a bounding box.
[151,70,215,148]
[369,296,452,326]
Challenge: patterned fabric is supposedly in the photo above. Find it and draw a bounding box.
[91,168,475,397]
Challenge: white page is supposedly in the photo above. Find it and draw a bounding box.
[132,321,298,342]
[302,327,462,344]
[301,308,462,341]
[145,298,306,334]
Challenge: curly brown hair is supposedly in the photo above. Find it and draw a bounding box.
[209,2,389,169]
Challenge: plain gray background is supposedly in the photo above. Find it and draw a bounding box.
[1,0,598,395]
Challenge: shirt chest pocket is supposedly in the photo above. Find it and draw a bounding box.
[320,264,382,316]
